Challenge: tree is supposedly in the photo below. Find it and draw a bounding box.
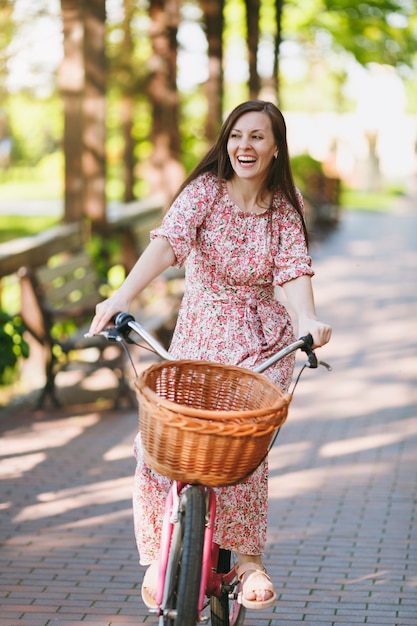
[245,0,261,99]
[119,0,136,203]
[322,0,417,68]
[273,0,284,98]
[145,0,184,199]
[284,0,417,71]
[201,0,225,142]
[59,0,85,223]
[82,0,106,226]
[0,0,14,103]
[59,0,106,226]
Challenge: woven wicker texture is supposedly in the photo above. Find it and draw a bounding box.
[135,360,291,487]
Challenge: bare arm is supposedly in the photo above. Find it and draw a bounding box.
[89,237,176,334]
[282,275,332,348]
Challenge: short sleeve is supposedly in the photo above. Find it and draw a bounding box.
[150,173,220,268]
[273,189,314,286]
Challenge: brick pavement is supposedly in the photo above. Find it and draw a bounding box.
[0,194,416,625]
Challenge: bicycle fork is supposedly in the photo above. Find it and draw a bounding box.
[156,482,216,622]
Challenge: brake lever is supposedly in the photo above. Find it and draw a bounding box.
[84,327,120,341]
[104,327,122,341]
[318,359,332,371]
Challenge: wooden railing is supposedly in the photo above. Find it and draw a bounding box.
[0,223,84,278]
[0,196,164,280]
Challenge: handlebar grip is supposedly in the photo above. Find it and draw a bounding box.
[299,333,318,368]
[109,312,136,343]
[112,312,135,326]
[299,333,314,350]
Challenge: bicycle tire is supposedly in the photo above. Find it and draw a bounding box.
[210,549,246,626]
[162,486,206,626]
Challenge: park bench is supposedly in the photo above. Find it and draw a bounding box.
[18,249,181,410]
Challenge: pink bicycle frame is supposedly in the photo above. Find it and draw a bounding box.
[155,481,231,617]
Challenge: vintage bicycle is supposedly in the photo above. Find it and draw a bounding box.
[96,312,330,626]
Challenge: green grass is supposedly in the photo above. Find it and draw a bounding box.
[341,188,404,211]
[0,215,59,244]
[0,153,64,199]
[0,179,62,200]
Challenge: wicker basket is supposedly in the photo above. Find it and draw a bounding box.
[135,360,291,487]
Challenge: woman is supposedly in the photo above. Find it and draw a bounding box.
[89,100,332,610]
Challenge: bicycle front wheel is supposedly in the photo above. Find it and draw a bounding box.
[162,485,206,626]
[210,549,246,626]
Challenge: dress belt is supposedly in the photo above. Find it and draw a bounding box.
[188,286,274,307]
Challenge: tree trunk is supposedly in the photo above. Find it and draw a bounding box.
[146,0,184,199]
[273,0,283,102]
[201,0,224,143]
[83,0,107,226]
[121,0,136,203]
[245,0,260,99]
[121,95,135,202]
[59,0,84,223]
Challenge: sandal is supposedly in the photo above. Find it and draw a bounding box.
[141,561,159,609]
[236,562,276,610]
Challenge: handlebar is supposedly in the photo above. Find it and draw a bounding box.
[89,312,331,372]
[253,333,317,373]
[110,312,172,361]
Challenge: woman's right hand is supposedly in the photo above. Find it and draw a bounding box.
[89,292,131,335]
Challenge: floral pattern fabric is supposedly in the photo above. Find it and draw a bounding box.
[133,172,314,565]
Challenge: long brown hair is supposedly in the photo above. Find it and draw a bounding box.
[169,100,308,244]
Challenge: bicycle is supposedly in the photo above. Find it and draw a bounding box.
[95,312,331,626]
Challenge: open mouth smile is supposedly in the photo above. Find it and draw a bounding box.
[237,156,257,164]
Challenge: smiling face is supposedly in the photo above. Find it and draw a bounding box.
[226,111,278,185]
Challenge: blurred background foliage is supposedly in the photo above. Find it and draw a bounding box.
[0,0,416,226]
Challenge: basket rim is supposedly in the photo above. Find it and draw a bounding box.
[135,359,291,421]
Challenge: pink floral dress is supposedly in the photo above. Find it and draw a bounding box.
[133,172,313,564]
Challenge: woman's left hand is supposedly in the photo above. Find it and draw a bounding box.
[298,316,332,349]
